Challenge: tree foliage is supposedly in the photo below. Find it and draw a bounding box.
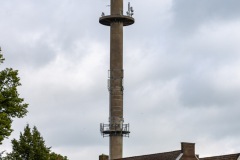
[3,124,68,160]
[49,152,68,160]
[0,48,28,144]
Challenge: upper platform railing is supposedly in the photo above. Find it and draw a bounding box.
[99,2,135,26]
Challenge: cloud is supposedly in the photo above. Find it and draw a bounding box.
[171,0,240,34]
[173,21,240,107]
[1,0,240,160]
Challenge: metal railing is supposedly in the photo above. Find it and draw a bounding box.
[100,123,130,137]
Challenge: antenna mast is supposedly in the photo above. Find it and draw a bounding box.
[99,1,135,159]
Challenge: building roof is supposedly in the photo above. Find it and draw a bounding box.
[105,143,240,160]
[200,153,240,160]
[115,150,182,160]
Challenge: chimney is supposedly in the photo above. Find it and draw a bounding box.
[181,142,198,160]
[99,154,109,160]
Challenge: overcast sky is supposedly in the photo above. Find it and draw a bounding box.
[1,0,240,159]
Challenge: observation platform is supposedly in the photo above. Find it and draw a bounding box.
[100,123,130,137]
[99,15,135,26]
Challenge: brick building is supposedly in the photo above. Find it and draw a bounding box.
[99,142,240,160]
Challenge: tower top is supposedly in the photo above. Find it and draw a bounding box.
[99,1,135,26]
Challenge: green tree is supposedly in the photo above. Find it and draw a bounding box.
[49,152,68,160]
[0,151,5,160]
[4,124,68,160]
[0,48,28,144]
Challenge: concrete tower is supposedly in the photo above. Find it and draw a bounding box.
[100,0,134,159]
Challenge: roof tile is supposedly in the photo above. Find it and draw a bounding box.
[200,153,240,160]
[115,150,182,160]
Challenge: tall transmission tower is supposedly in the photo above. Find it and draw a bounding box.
[99,0,135,159]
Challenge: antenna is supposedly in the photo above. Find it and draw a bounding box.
[131,7,134,12]
[127,2,134,17]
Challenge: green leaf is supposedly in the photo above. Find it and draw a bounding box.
[0,49,28,144]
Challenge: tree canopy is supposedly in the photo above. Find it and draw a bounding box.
[0,48,28,144]
[3,124,68,160]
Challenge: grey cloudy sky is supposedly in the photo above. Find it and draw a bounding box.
[1,0,240,159]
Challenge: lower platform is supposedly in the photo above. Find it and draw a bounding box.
[100,123,130,137]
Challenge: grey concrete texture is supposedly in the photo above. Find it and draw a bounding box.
[110,136,123,159]
[111,0,123,15]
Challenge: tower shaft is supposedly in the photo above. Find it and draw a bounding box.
[109,6,124,159]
